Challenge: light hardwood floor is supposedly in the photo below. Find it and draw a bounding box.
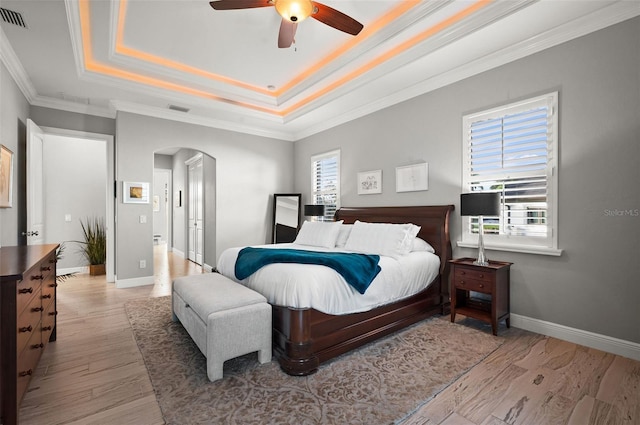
[19,245,639,424]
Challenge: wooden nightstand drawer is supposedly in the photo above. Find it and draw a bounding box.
[454,267,494,284]
[454,276,491,294]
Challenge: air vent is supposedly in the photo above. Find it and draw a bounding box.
[0,8,27,28]
[168,104,190,113]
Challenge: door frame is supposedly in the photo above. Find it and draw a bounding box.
[185,153,204,265]
[41,126,116,283]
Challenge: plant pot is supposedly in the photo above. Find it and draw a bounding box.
[89,264,106,276]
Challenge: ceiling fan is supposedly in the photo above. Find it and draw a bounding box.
[209,0,364,48]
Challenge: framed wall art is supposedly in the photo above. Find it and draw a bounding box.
[123,181,150,204]
[396,163,428,193]
[0,145,14,208]
[357,170,382,195]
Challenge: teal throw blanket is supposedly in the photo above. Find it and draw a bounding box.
[235,247,381,294]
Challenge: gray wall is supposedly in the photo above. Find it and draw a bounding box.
[294,18,640,343]
[115,112,293,281]
[43,134,106,269]
[0,62,29,246]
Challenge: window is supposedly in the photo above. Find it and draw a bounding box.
[311,150,340,221]
[461,92,560,255]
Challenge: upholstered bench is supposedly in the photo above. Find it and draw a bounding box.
[171,273,272,381]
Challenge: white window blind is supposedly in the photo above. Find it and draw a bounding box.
[462,92,558,251]
[311,150,340,221]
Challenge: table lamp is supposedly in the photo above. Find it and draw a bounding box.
[460,192,499,266]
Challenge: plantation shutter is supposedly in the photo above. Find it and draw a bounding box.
[311,150,340,220]
[463,93,557,245]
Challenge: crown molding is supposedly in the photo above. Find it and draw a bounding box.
[0,26,37,103]
[110,100,295,141]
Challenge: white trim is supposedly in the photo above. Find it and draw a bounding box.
[457,240,563,257]
[203,263,215,273]
[511,314,640,361]
[57,266,86,276]
[115,275,155,289]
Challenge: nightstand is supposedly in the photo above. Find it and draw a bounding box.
[449,257,512,336]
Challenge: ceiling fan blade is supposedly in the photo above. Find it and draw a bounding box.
[209,0,273,11]
[278,19,297,48]
[311,2,363,36]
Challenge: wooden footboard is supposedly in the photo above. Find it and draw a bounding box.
[272,278,443,375]
[262,204,454,376]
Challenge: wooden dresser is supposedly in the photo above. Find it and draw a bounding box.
[0,244,58,425]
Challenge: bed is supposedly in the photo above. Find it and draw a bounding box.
[216,205,454,375]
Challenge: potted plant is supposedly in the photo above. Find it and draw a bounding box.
[78,217,106,276]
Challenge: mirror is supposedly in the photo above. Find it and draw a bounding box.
[272,193,301,244]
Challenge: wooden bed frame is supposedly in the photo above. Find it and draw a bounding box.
[271,205,454,376]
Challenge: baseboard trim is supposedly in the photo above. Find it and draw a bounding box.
[172,248,185,258]
[115,276,155,289]
[510,314,640,361]
[203,263,214,273]
[57,266,86,276]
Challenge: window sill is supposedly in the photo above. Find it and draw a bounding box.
[457,241,563,257]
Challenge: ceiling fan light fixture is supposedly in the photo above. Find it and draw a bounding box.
[275,0,313,23]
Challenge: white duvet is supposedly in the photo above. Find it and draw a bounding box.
[216,243,440,315]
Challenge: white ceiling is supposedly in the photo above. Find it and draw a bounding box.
[1,0,638,141]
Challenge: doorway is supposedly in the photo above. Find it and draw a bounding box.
[186,153,204,265]
[27,121,115,282]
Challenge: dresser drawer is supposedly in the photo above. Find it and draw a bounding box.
[17,271,45,316]
[17,330,44,404]
[42,301,57,344]
[17,291,44,354]
[41,279,56,312]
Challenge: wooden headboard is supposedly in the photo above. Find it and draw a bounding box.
[334,205,455,277]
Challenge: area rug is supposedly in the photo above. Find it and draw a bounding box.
[125,296,504,425]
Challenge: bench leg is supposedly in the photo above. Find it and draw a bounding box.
[206,303,272,382]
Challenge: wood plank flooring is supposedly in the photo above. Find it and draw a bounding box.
[18,245,640,424]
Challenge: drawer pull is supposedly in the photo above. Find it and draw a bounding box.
[42,294,52,299]
[31,275,44,281]
[41,266,51,271]
[19,287,34,294]
[49,283,59,288]
[31,343,44,349]
[460,271,466,275]
[459,280,465,285]
[48,311,58,316]
[479,284,484,288]
[19,325,33,333]
[479,274,484,278]
[42,325,52,331]
[31,306,44,312]
[18,369,33,377]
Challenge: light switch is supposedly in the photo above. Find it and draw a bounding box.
[65,214,72,222]
[140,215,147,223]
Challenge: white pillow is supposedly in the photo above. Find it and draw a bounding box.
[411,237,435,253]
[344,220,421,258]
[294,220,344,248]
[335,224,353,248]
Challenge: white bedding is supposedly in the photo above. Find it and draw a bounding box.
[216,243,440,315]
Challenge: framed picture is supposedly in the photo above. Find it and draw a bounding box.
[0,145,14,208]
[396,163,428,192]
[123,181,150,204]
[357,169,382,195]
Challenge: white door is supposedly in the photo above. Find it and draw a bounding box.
[187,156,204,265]
[26,119,45,245]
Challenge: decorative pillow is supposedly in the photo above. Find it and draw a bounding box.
[343,220,421,258]
[293,220,344,248]
[335,224,353,248]
[411,237,435,253]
